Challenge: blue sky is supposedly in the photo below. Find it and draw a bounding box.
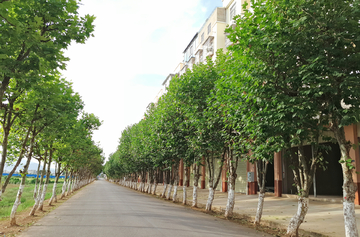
[60,0,223,159]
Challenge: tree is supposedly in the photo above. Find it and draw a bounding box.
[227,0,360,235]
[0,0,95,199]
[10,75,83,225]
[173,57,221,207]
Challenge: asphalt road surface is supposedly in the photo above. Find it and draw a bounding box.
[20,179,270,237]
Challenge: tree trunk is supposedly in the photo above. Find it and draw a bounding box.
[49,163,60,205]
[10,183,25,226]
[166,185,173,200]
[70,176,75,194]
[0,107,13,200]
[183,165,188,205]
[38,149,52,211]
[332,124,359,237]
[60,170,68,199]
[172,185,178,202]
[286,143,316,236]
[205,187,215,211]
[225,176,235,218]
[66,173,72,196]
[10,141,33,226]
[172,164,179,202]
[30,157,46,216]
[205,150,225,211]
[192,163,200,207]
[162,184,168,198]
[134,173,138,190]
[254,159,268,225]
[2,125,32,195]
[161,169,169,198]
[255,192,265,225]
[33,161,41,199]
[225,148,239,218]
[152,170,158,195]
[286,197,309,236]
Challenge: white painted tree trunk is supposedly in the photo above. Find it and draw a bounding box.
[205,188,215,211]
[287,197,309,236]
[29,198,39,216]
[148,183,152,194]
[172,185,178,202]
[60,180,67,199]
[48,181,57,205]
[344,199,359,237]
[37,184,48,211]
[152,183,158,195]
[225,188,235,218]
[166,185,173,200]
[254,192,265,225]
[66,179,71,196]
[192,186,198,207]
[29,181,43,216]
[162,184,168,198]
[182,186,187,205]
[9,184,24,225]
[70,179,74,193]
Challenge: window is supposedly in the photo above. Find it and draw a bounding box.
[230,3,236,20]
[190,46,193,56]
[207,23,211,35]
[201,33,204,43]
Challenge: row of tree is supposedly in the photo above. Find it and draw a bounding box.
[104,0,360,236]
[0,0,104,225]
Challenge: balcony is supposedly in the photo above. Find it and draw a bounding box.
[189,55,195,64]
[203,36,214,57]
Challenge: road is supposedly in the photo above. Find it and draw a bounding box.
[20,179,270,237]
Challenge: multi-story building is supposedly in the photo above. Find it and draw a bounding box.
[194,7,226,64]
[151,0,248,106]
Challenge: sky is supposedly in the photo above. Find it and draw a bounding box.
[60,0,223,160]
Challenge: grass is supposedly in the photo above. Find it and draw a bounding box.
[0,178,65,218]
